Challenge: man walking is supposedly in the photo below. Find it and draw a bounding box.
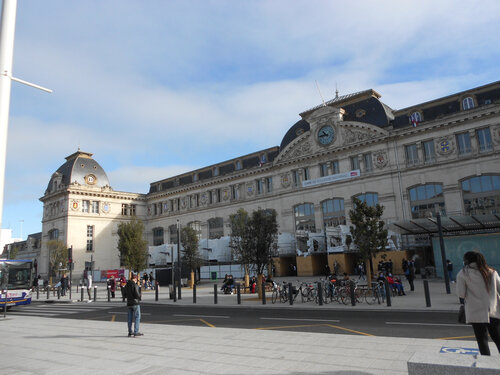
[124,272,143,337]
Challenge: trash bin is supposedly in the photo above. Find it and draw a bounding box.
[211,272,217,280]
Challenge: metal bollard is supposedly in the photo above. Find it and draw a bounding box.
[262,284,266,305]
[384,279,392,307]
[36,286,39,299]
[318,282,323,306]
[423,279,431,307]
[107,286,111,302]
[214,284,218,304]
[47,286,50,300]
[350,280,356,306]
[237,284,241,305]
[155,282,159,302]
[81,286,84,302]
[53,286,56,297]
[192,284,196,304]
[94,286,97,302]
[57,287,61,300]
[173,283,177,302]
[288,282,293,306]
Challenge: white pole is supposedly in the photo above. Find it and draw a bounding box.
[0,0,17,230]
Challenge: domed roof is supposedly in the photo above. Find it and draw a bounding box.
[46,150,110,194]
[279,119,310,151]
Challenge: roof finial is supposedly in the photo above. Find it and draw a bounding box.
[335,82,339,99]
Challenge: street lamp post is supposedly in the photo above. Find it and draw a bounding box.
[177,220,181,300]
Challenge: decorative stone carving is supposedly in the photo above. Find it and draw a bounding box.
[246,182,254,197]
[374,151,388,169]
[492,125,500,144]
[281,173,291,188]
[436,137,455,155]
[343,128,375,144]
[180,197,187,210]
[222,188,230,201]
[71,199,79,211]
[283,141,312,161]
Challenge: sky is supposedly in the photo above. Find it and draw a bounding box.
[2,0,500,240]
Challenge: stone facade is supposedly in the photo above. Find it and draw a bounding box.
[37,81,500,278]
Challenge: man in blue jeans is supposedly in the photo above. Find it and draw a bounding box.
[125,272,143,337]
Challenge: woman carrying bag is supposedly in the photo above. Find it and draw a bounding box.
[457,251,500,355]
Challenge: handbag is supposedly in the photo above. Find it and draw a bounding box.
[458,304,466,324]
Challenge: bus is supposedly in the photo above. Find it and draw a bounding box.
[0,259,33,310]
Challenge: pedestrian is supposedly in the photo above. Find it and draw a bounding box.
[142,272,149,289]
[405,262,415,291]
[124,272,143,337]
[85,270,92,301]
[60,273,68,296]
[324,264,331,278]
[108,277,116,298]
[447,259,454,283]
[358,263,365,281]
[149,271,155,289]
[456,251,500,356]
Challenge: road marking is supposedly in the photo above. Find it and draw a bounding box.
[173,314,229,319]
[260,317,340,323]
[107,312,151,316]
[386,321,469,327]
[199,319,215,328]
[325,324,374,336]
[436,335,475,340]
[256,324,325,330]
[111,315,116,322]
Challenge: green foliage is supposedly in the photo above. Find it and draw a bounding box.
[230,208,279,275]
[8,244,20,259]
[46,240,68,277]
[117,218,149,272]
[349,197,388,274]
[229,208,252,267]
[181,226,201,272]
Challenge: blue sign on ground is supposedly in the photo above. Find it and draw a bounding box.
[440,347,479,355]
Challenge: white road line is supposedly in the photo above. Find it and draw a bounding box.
[386,321,469,327]
[7,312,60,317]
[260,317,340,323]
[173,314,230,319]
[107,312,151,315]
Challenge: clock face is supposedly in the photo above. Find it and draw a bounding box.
[318,125,335,145]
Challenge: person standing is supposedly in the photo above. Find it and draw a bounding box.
[60,273,68,296]
[405,261,415,291]
[447,260,454,283]
[124,272,143,337]
[456,251,500,356]
[86,271,92,301]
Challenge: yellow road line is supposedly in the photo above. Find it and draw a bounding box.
[435,335,475,340]
[256,324,325,330]
[111,314,116,322]
[324,324,375,336]
[199,319,215,328]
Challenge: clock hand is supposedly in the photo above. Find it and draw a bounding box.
[319,132,328,137]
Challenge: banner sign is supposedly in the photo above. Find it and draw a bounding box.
[302,170,360,188]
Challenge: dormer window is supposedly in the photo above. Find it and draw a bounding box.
[213,167,219,176]
[193,173,199,182]
[462,96,475,110]
[235,160,242,170]
[409,111,422,126]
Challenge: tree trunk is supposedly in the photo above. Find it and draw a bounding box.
[189,271,195,288]
[257,273,264,299]
[365,259,372,286]
[244,265,250,288]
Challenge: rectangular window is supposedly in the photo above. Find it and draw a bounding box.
[364,153,373,172]
[256,179,263,195]
[153,203,158,215]
[319,163,329,177]
[303,168,309,181]
[456,132,472,155]
[130,204,136,216]
[266,177,273,193]
[331,160,339,175]
[91,201,99,213]
[423,140,435,163]
[231,185,239,200]
[293,170,300,187]
[477,128,493,153]
[405,144,419,166]
[350,156,360,170]
[121,204,128,215]
[82,200,90,213]
[209,191,213,204]
[216,189,221,203]
[86,225,94,252]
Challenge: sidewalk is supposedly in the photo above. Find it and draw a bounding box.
[32,277,460,312]
[0,314,485,375]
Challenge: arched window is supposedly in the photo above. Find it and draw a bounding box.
[294,203,316,232]
[462,96,475,110]
[208,217,224,239]
[408,184,445,219]
[462,175,500,215]
[152,227,164,246]
[354,193,379,207]
[188,221,202,240]
[322,198,346,227]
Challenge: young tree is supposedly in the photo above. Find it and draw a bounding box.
[117,218,149,273]
[244,209,278,296]
[46,240,68,278]
[181,226,201,288]
[229,208,251,286]
[349,197,388,279]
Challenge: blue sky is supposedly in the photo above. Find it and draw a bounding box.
[2,0,500,239]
